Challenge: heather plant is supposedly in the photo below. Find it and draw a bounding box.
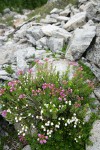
[0,59,97,150]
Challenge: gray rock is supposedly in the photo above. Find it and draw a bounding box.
[78,0,87,4]
[26,34,36,46]
[26,26,44,41]
[36,37,47,49]
[60,9,71,16]
[3,8,11,14]
[41,25,71,42]
[83,1,99,20]
[86,24,100,67]
[65,24,96,61]
[94,88,100,100]
[56,16,70,21]
[40,15,57,24]
[50,8,62,14]
[22,145,31,150]
[47,37,64,52]
[63,12,86,31]
[86,120,100,150]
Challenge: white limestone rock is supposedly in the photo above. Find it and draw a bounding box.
[63,12,86,31]
[65,24,96,61]
[41,25,71,42]
[47,37,64,52]
[86,120,100,150]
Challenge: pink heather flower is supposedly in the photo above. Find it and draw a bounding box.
[34,59,39,63]
[58,97,62,101]
[17,70,24,75]
[10,87,16,92]
[44,58,49,61]
[1,110,7,117]
[69,61,78,66]
[40,140,43,144]
[38,134,41,138]
[19,94,26,99]
[45,136,48,140]
[43,140,47,143]
[64,98,66,101]
[28,68,33,74]
[0,88,5,96]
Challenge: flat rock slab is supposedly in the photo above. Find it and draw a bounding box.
[86,120,100,150]
[63,12,86,31]
[65,24,96,61]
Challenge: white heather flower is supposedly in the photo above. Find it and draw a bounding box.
[65,101,68,104]
[51,122,54,126]
[67,119,71,124]
[69,101,71,105]
[28,113,31,116]
[50,109,52,112]
[59,105,61,108]
[19,117,22,121]
[55,125,60,128]
[26,104,28,107]
[41,125,44,129]
[25,128,27,132]
[73,113,76,116]
[36,116,39,119]
[65,123,67,126]
[23,133,25,136]
[43,128,46,131]
[62,118,64,120]
[78,136,81,138]
[58,118,61,120]
[45,123,49,126]
[15,107,18,109]
[74,125,76,128]
[7,109,11,113]
[41,110,43,114]
[40,116,43,120]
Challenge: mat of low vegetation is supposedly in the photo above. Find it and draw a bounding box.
[0,60,97,150]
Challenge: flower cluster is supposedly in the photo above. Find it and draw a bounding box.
[37,134,48,144]
[0,61,96,150]
[0,88,5,96]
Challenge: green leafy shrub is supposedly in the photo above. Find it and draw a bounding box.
[0,60,97,150]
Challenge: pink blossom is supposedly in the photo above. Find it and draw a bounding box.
[44,58,49,61]
[58,97,62,101]
[1,110,7,117]
[19,94,26,99]
[10,87,16,92]
[0,88,5,96]
[40,140,43,144]
[38,134,41,138]
[43,139,47,143]
[17,70,24,75]
[28,68,33,74]
[45,136,48,139]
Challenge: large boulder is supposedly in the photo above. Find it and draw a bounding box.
[26,26,44,41]
[41,25,71,42]
[86,120,100,150]
[65,23,96,61]
[86,24,100,67]
[63,12,86,31]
